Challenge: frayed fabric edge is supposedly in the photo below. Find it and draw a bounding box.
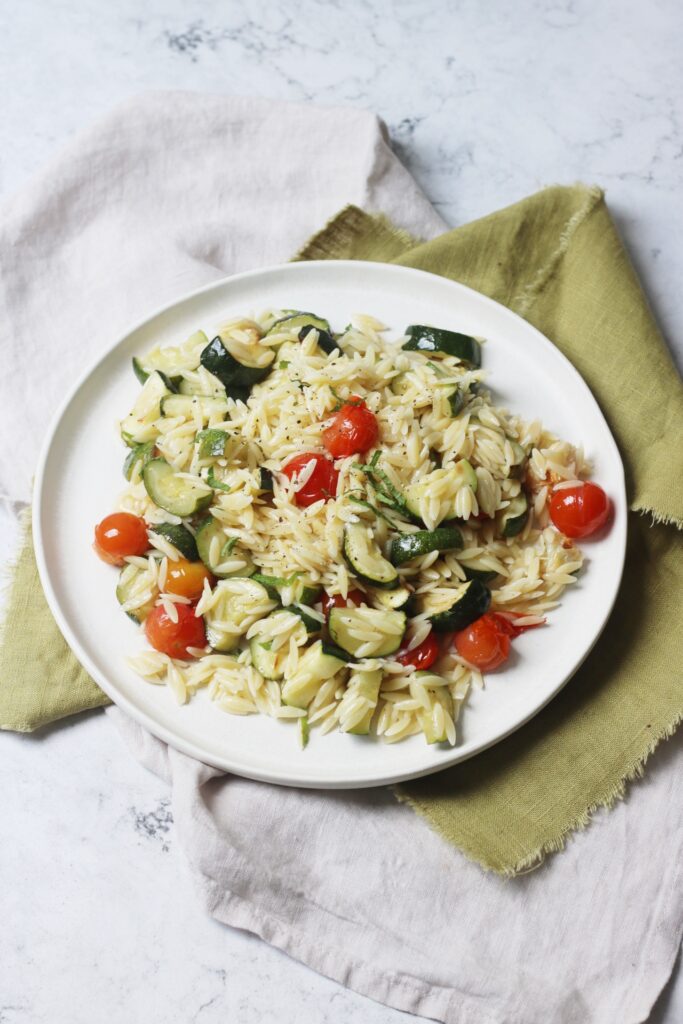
[393,707,683,877]
[293,204,418,262]
[637,504,683,531]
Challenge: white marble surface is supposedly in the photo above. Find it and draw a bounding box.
[0,1,681,1022]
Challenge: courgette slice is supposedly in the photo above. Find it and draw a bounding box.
[499,493,529,538]
[390,372,411,397]
[123,441,156,481]
[281,640,347,709]
[507,440,528,479]
[200,334,273,393]
[120,371,172,446]
[459,557,500,584]
[160,394,229,419]
[389,527,463,566]
[249,637,284,680]
[298,323,342,355]
[250,574,321,606]
[132,330,209,383]
[414,579,490,632]
[267,312,330,337]
[448,387,466,416]
[258,467,274,492]
[195,517,255,578]
[404,462,477,524]
[116,563,156,623]
[204,578,277,653]
[403,325,481,367]
[412,679,454,744]
[328,607,406,658]
[338,669,382,735]
[143,459,213,517]
[343,523,399,590]
[149,522,199,561]
[369,584,412,611]
[282,605,323,634]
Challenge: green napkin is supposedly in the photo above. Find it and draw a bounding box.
[2,185,681,875]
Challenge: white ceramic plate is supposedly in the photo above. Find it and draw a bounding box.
[34,261,626,788]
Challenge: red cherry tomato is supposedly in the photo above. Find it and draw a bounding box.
[165,558,215,601]
[322,397,379,458]
[282,453,339,507]
[454,614,511,671]
[397,631,440,671]
[144,604,206,659]
[321,589,365,619]
[549,482,611,539]
[94,512,148,565]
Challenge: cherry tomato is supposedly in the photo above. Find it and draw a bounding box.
[549,482,611,539]
[454,614,511,671]
[144,604,206,659]
[397,631,440,671]
[94,512,148,565]
[322,397,379,458]
[321,589,364,619]
[164,558,215,601]
[282,453,339,507]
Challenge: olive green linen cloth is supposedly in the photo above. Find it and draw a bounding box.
[2,184,682,873]
[298,185,683,871]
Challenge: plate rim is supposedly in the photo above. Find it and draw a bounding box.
[33,260,627,788]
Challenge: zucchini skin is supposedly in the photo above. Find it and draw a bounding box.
[200,335,271,393]
[298,323,342,355]
[268,312,330,336]
[448,387,465,416]
[343,524,399,590]
[424,579,491,632]
[389,527,463,566]
[123,441,156,481]
[142,458,213,517]
[500,493,529,538]
[460,563,499,584]
[403,325,481,367]
[150,523,199,561]
[258,467,274,492]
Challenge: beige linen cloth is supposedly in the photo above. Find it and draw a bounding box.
[0,92,680,1024]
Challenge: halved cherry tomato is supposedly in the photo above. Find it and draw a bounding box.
[282,453,339,507]
[453,614,511,671]
[164,558,215,601]
[322,397,378,458]
[94,512,148,565]
[397,631,440,671]
[549,482,611,539]
[321,589,364,619]
[144,604,206,659]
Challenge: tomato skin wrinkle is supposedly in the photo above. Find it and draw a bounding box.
[322,398,378,458]
[454,614,511,672]
[397,631,439,671]
[282,453,339,508]
[549,481,611,539]
[94,512,148,565]
[144,604,206,659]
[321,590,364,619]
